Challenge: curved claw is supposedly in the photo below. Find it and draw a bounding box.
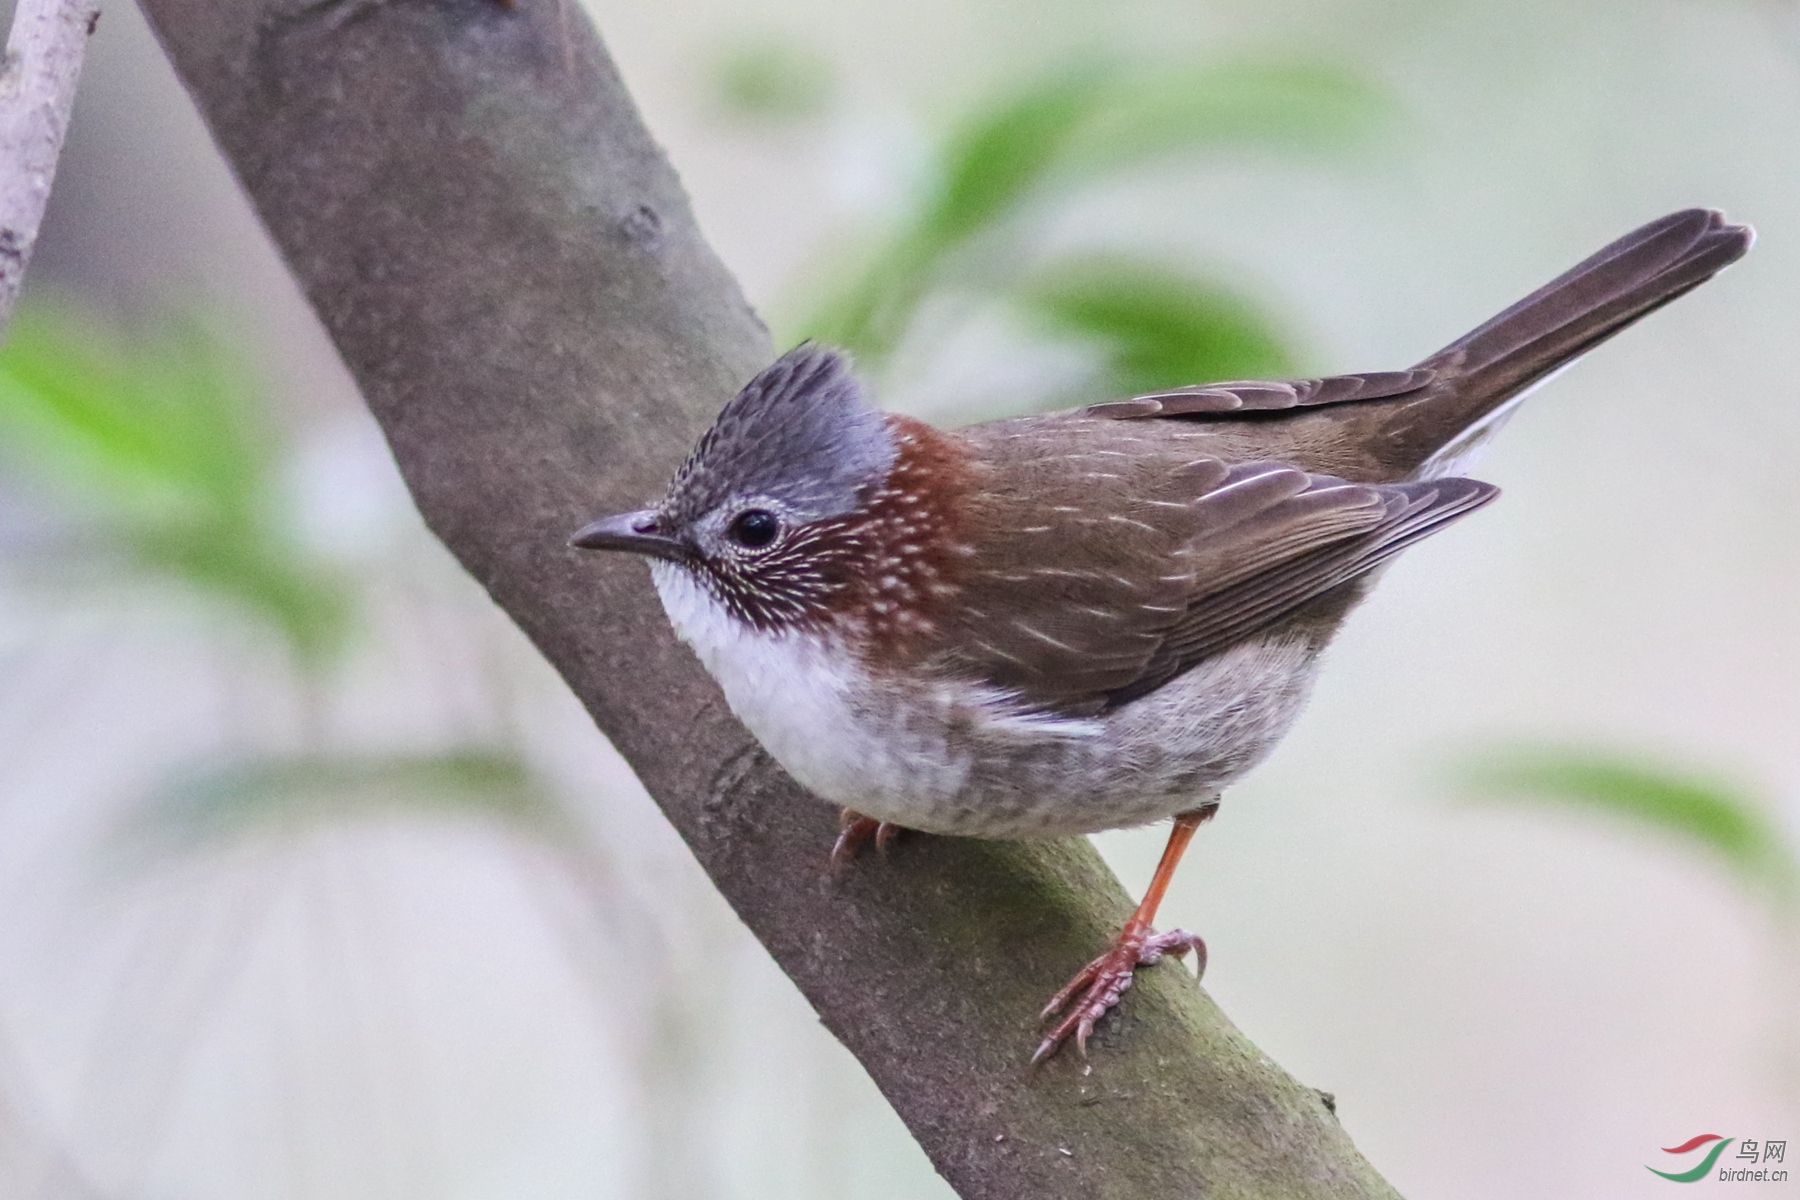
[1032,928,1206,1064]
[830,810,905,871]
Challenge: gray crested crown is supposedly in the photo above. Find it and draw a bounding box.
[661,343,897,526]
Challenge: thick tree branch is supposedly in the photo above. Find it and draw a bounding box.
[135,2,1403,1196]
[0,0,101,332]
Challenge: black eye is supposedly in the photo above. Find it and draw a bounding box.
[727,508,780,549]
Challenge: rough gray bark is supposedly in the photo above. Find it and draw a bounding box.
[134,2,1404,1197]
[0,0,101,333]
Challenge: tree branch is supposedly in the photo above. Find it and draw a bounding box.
[134,2,1403,1196]
[0,0,101,333]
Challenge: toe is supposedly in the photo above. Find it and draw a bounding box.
[830,813,882,869]
[1033,927,1205,1062]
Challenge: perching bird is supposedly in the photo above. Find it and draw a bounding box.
[571,209,1752,1062]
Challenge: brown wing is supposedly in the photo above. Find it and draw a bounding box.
[928,210,1748,711]
[929,416,1496,716]
[1102,473,1495,708]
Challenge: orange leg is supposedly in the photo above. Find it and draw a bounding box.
[1033,803,1217,1064]
[830,808,904,869]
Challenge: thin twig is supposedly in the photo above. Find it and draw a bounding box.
[0,0,101,337]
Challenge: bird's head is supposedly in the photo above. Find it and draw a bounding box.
[572,344,966,636]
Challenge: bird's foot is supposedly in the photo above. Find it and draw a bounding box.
[830,809,903,870]
[1033,926,1206,1064]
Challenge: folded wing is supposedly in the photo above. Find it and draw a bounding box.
[933,419,1496,715]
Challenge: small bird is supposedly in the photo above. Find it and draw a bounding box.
[572,209,1751,1062]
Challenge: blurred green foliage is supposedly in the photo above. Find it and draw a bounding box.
[1020,253,1294,391]
[801,57,1388,396]
[1459,746,1797,910]
[0,301,576,868]
[713,38,836,121]
[124,751,565,852]
[0,304,350,665]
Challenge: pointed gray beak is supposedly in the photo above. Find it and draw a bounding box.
[568,509,692,564]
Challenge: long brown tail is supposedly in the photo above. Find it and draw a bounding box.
[1400,208,1752,474]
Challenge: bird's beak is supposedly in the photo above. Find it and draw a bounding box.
[568,509,692,564]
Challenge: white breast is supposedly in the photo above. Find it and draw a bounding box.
[649,562,962,810]
[647,562,1320,838]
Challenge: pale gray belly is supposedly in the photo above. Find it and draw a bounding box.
[652,560,1325,838]
[816,633,1325,838]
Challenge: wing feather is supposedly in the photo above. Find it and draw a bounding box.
[931,417,1497,715]
[1082,369,1437,419]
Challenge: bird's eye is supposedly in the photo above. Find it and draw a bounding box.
[727,508,780,549]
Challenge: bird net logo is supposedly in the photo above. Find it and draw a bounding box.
[1649,1134,1789,1183]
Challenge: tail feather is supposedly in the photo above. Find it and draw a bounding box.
[1414,209,1752,449]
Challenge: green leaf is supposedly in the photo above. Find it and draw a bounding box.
[807,66,1113,359]
[0,306,256,518]
[121,751,568,852]
[1061,59,1392,180]
[0,302,352,664]
[927,65,1114,249]
[1457,746,1797,905]
[1018,253,1296,395]
[801,58,1385,367]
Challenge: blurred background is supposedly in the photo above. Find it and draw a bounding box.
[0,0,1796,1197]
